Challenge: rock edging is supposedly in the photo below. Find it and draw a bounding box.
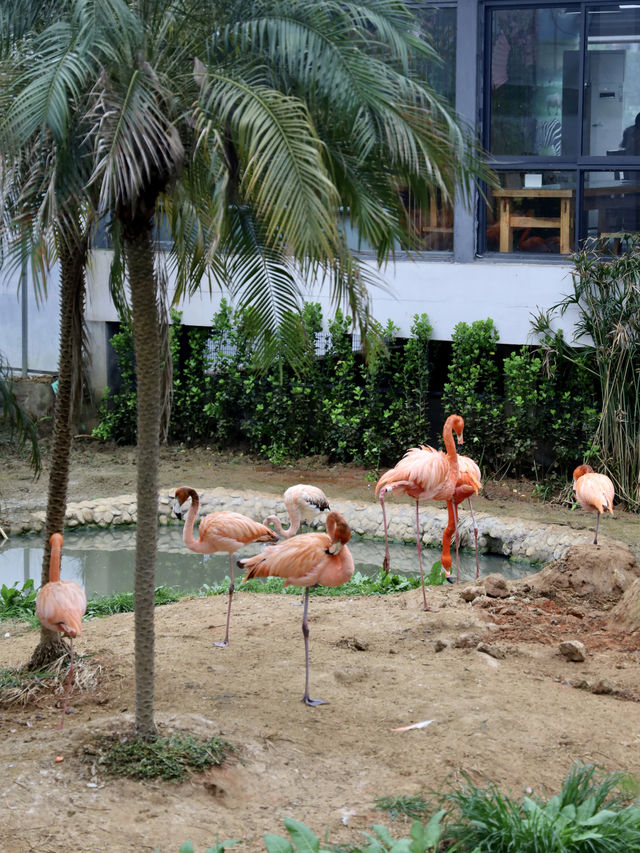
[7,487,611,564]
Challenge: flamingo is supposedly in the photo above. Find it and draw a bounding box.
[442,455,483,583]
[172,486,277,646]
[572,464,615,544]
[238,511,354,706]
[35,533,87,729]
[375,414,472,610]
[263,484,330,538]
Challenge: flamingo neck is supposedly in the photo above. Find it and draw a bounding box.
[49,537,62,583]
[443,420,460,489]
[265,509,299,538]
[182,489,203,551]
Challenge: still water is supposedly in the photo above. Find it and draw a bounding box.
[0,525,535,598]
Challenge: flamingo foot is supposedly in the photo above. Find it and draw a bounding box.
[303,695,328,707]
[214,640,229,648]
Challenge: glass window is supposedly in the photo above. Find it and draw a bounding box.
[584,6,640,156]
[583,170,640,248]
[490,7,580,157]
[487,170,576,254]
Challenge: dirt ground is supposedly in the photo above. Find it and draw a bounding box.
[2,441,640,853]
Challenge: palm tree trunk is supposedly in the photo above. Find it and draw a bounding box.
[28,231,87,670]
[125,221,162,740]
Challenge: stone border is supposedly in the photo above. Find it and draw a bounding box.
[8,487,603,564]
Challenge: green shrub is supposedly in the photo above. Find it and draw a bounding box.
[92,321,137,444]
[442,318,504,472]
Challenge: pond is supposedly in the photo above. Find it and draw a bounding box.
[0,524,536,598]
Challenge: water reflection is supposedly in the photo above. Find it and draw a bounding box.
[0,524,534,597]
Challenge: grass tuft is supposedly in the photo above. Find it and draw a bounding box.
[84,730,231,782]
[375,793,433,820]
[0,653,101,707]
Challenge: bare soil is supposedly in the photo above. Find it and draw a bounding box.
[1,441,640,853]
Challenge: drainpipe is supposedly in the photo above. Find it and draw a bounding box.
[20,263,28,377]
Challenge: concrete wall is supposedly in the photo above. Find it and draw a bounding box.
[1,249,583,395]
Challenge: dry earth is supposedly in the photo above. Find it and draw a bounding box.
[1,441,640,853]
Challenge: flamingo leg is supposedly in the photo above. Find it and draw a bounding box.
[414,501,433,611]
[453,502,460,584]
[215,555,235,647]
[301,587,327,706]
[594,512,601,545]
[468,498,480,579]
[57,638,75,730]
[380,491,391,574]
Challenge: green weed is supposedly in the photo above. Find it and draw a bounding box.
[84,731,230,782]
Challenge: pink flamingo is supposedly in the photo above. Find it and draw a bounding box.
[173,486,277,646]
[375,414,470,609]
[442,455,482,583]
[572,464,615,544]
[263,484,330,538]
[238,511,354,706]
[35,533,87,729]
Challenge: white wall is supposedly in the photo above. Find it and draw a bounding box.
[1,250,583,387]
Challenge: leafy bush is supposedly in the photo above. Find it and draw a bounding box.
[440,763,640,852]
[92,321,137,444]
[0,580,38,622]
[441,319,504,472]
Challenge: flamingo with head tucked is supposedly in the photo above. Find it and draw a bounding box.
[35,533,87,729]
[572,465,615,544]
[263,484,330,539]
[375,414,471,609]
[238,511,353,706]
[172,486,277,646]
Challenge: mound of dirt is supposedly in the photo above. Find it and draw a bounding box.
[527,543,640,601]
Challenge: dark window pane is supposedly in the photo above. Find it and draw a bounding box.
[583,171,640,247]
[584,7,640,156]
[487,170,576,254]
[490,7,579,156]
[418,6,457,102]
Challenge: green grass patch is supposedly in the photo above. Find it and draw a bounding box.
[375,793,433,820]
[84,731,231,782]
[85,585,182,617]
[201,569,424,598]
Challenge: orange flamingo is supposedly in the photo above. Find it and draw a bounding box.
[238,511,354,706]
[572,464,615,544]
[172,486,277,646]
[263,484,330,538]
[35,533,87,729]
[375,414,469,609]
[442,455,482,583]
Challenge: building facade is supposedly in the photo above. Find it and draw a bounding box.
[2,0,638,393]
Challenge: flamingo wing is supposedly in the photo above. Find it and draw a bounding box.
[240,531,354,588]
[574,473,615,515]
[36,581,87,637]
[199,511,277,549]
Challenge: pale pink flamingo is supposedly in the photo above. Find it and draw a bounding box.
[572,464,615,544]
[238,511,354,706]
[172,486,277,646]
[442,455,482,583]
[374,414,468,609]
[35,533,87,729]
[263,484,330,538]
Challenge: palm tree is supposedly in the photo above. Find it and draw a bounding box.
[0,1,118,665]
[5,0,490,738]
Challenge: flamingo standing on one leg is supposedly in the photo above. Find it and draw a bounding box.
[238,511,354,706]
[35,533,87,729]
[263,484,330,539]
[172,486,277,646]
[572,464,615,544]
[374,414,468,610]
[442,455,482,583]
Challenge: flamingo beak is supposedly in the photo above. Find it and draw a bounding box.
[172,499,183,520]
